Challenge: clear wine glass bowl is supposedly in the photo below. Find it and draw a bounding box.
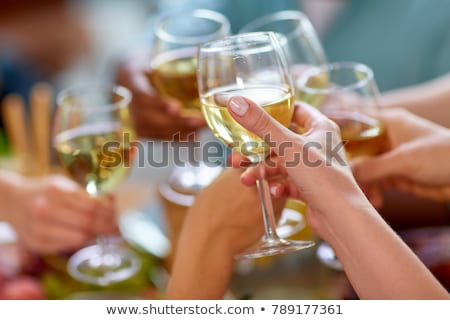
[198,32,315,259]
[54,84,140,285]
[149,10,231,212]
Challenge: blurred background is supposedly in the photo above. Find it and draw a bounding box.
[1,0,449,300]
[0,0,156,100]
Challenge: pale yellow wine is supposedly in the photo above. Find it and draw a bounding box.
[295,72,386,158]
[147,47,199,114]
[294,69,329,104]
[328,111,387,159]
[55,123,135,195]
[201,85,294,163]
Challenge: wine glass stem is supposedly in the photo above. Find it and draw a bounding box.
[256,164,280,243]
[88,193,112,256]
[96,235,109,254]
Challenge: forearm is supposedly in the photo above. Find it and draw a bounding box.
[165,212,235,299]
[322,190,449,299]
[380,74,450,128]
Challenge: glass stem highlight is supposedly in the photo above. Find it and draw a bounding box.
[256,164,280,243]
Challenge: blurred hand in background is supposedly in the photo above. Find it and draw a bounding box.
[352,109,450,207]
[0,172,118,254]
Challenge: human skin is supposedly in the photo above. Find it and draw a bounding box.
[0,172,118,254]
[351,108,450,207]
[166,98,449,299]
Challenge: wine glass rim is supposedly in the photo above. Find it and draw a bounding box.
[239,10,310,42]
[297,62,375,94]
[154,9,230,46]
[199,31,279,53]
[56,84,132,112]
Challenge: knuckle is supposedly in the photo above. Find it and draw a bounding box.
[30,202,47,220]
[26,241,45,254]
[251,112,273,136]
[31,229,48,247]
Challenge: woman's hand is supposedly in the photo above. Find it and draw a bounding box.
[351,109,450,205]
[5,174,118,254]
[228,97,368,237]
[225,97,448,299]
[115,50,205,139]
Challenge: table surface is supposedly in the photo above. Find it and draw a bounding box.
[1,160,449,299]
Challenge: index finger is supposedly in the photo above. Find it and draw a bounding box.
[227,96,300,155]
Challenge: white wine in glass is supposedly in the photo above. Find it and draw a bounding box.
[202,85,294,163]
[198,32,315,259]
[148,9,231,205]
[239,10,327,100]
[239,10,327,242]
[56,124,133,195]
[54,84,140,286]
[148,9,230,117]
[297,62,387,159]
[149,47,199,113]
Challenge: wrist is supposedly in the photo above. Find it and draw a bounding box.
[309,177,375,241]
[185,202,238,257]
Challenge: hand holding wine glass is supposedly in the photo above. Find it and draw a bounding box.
[239,10,328,240]
[227,99,359,227]
[115,49,204,139]
[198,32,315,259]
[0,172,118,254]
[53,84,140,286]
[351,108,450,205]
[218,95,449,300]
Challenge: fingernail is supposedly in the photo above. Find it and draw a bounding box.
[229,96,248,116]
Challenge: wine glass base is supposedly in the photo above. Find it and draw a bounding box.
[316,242,343,271]
[67,244,141,286]
[166,163,223,199]
[235,238,315,260]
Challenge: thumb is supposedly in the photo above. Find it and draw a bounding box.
[227,96,297,154]
[352,149,407,183]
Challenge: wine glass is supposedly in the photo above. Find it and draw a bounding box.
[240,10,326,241]
[53,84,140,285]
[147,9,230,205]
[296,62,387,270]
[239,10,327,97]
[198,32,315,259]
